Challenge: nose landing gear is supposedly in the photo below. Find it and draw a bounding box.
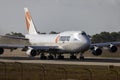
[79,52,84,60]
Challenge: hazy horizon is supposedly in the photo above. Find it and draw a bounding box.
[0,0,120,35]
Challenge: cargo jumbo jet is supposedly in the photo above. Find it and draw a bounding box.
[0,8,120,60]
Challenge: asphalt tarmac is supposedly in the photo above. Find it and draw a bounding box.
[0,56,120,66]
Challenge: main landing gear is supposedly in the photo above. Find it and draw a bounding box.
[40,53,47,60]
[70,54,77,59]
[39,53,85,60]
[69,53,85,60]
[58,54,64,59]
[40,53,55,60]
[48,54,54,60]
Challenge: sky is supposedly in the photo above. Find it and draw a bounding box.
[0,0,120,35]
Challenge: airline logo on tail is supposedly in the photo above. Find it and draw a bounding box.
[24,8,38,35]
[25,9,31,31]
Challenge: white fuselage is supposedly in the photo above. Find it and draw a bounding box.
[25,31,91,53]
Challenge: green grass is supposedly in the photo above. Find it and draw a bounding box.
[0,62,120,80]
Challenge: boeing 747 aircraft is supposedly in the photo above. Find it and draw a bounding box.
[0,8,120,60]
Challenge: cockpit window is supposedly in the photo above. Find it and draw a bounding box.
[59,36,70,41]
[81,32,87,35]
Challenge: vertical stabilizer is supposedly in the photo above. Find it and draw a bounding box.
[24,8,38,35]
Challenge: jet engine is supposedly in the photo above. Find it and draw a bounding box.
[91,46,102,56]
[108,44,118,53]
[0,48,4,55]
[26,47,37,57]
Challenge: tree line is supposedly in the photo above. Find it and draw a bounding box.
[5,31,120,43]
[91,32,120,43]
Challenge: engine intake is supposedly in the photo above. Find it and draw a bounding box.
[0,48,4,55]
[91,47,102,56]
[108,45,117,53]
[26,48,37,57]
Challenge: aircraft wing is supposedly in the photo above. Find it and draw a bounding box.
[0,35,28,40]
[0,35,30,45]
[27,46,60,52]
[0,44,60,51]
[89,42,120,56]
[91,42,120,48]
[0,44,25,49]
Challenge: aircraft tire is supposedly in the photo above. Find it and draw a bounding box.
[70,55,77,59]
[48,55,54,60]
[80,56,84,60]
[58,55,64,59]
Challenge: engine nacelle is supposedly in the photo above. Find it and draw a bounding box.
[0,48,4,55]
[108,45,117,53]
[91,46,102,56]
[26,47,37,57]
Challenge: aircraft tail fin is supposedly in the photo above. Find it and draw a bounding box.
[24,8,38,35]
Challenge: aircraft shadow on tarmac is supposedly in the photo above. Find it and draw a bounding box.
[0,56,120,63]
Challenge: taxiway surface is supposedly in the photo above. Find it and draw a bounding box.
[0,56,120,66]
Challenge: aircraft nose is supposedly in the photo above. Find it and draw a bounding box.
[81,36,91,49]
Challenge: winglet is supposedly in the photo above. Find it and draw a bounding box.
[24,8,38,35]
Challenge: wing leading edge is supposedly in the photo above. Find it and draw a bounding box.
[91,42,120,48]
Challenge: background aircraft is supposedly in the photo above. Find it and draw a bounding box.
[0,8,120,60]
